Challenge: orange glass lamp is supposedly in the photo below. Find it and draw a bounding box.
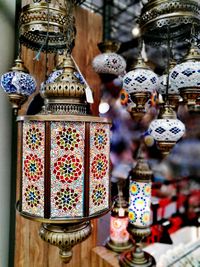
[106,196,133,253]
[119,150,156,267]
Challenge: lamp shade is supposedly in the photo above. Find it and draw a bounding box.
[123,58,158,94]
[0,57,36,109]
[158,74,179,95]
[110,216,129,243]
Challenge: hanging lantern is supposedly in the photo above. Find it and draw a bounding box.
[140,0,200,42]
[148,105,185,157]
[123,56,158,121]
[19,0,76,53]
[0,57,36,111]
[119,150,156,267]
[170,42,200,111]
[158,60,181,110]
[106,197,133,253]
[17,54,111,263]
[92,41,126,76]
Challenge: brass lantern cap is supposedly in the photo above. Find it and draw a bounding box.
[158,105,177,119]
[184,43,200,61]
[98,40,121,53]
[11,57,28,72]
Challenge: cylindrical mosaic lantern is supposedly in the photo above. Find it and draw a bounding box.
[119,150,156,267]
[17,54,111,263]
[106,198,133,253]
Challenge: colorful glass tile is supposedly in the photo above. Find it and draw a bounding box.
[22,121,45,217]
[129,181,151,227]
[110,216,129,244]
[89,123,110,215]
[51,121,85,218]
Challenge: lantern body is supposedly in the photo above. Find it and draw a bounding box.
[129,181,151,227]
[92,52,126,76]
[110,216,129,244]
[18,115,111,222]
[123,68,158,94]
[170,61,200,91]
[158,74,179,95]
[148,119,185,142]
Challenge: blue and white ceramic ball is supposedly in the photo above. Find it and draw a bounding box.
[123,68,158,94]
[148,118,185,142]
[1,71,36,96]
[170,61,200,91]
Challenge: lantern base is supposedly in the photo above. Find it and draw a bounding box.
[156,141,176,158]
[8,93,27,112]
[39,221,92,263]
[119,247,156,267]
[105,238,134,253]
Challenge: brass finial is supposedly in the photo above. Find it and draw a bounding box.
[184,42,200,62]
[11,57,28,72]
[158,104,177,119]
[98,40,121,53]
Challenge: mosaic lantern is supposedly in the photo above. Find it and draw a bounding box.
[170,42,200,111]
[158,60,180,110]
[0,57,36,111]
[19,0,75,52]
[119,150,156,267]
[140,0,200,42]
[92,41,126,76]
[123,56,158,121]
[17,54,111,263]
[148,105,185,157]
[106,197,133,253]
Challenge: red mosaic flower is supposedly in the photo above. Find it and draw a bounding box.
[94,128,108,150]
[24,154,43,181]
[56,127,80,151]
[54,187,79,211]
[53,154,82,183]
[25,126,42,150]
[91,154,108,179]
[24,184,41,207]
[92,184,106,206]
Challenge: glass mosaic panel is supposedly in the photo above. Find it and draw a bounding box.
[50,122,85,218]
[110,216,129,244]
[22,121,45,217]
[89,123,110,215]
[129,181,151,227]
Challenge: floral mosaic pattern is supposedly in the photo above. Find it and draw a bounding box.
[110,216,129,244]
[53,154,82,183]
[89,123,110,215]
[54,187,80,211]
[51,121,85,218]
[56,127,80,151]
[91,154,108,179]
[129,181,151,227]
[22,121,45,217]
[24,184,41,207]
[94,128,108,150]
[24,154,43,182]
[92,184,106,206]
[25,126,43,150]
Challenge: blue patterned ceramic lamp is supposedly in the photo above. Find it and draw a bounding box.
[0,57,36,111]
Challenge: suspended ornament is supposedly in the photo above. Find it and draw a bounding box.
[140,0,200,43]
[19,0,76,53]
[158,60,181,110]
[92,41,126,76]
[123,51,158,121]
[148,105,185,157]
[0,56,36,111]
[119,149,156,267]
[170,42,200,112]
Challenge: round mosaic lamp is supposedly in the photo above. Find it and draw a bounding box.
[119,150,156,267]
[123,56,158,121]
[106,196,133,253]
[16,54,111,263]
[19,0,75,52]
[0,57,36,111]
[170,42,200,111]
[158,60,180,110]
[92,41,126,76]
[148,105,185,157]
